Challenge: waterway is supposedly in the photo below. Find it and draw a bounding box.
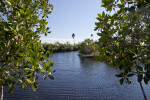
[4,51,150,100]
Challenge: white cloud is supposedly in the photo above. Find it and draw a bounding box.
[40,37,84,44]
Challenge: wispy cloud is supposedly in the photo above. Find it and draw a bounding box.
[40,37,84,44]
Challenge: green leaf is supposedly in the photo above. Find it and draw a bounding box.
[120,78,124,85]
[97,13,101,17]
[31,82,40,91]
[25,78,32,84]
[144,76,149,85]
[36,68,42,73]
[124,69,128,75]
[128,1,133,4]
[102,11,105,17]
[145,36,149,40]
[129,6,135,12]
[34,82,40,87]
[45,32,48,36]
[48,31,51,33]
[46,51,50,58]
[138,74,143,82]
[101,31,107,34]
[145,63,150,71]
[50,62,54,66]
[48,75,54,80]
[145,73,150,80]
[25,68,31,71]
[137,65,143,71]
[52,70,56,73]
[40,56,45,61]
[33,43,38,52]
[121,0,125,5]
[117,4,124,8]
[44,63,48,71]
[5,0,11,6]
[127,73,134,77]
[97,33,101,36]
[46,65,50,71]
[0,79,4,85]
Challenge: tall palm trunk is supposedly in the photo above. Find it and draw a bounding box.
[73,38,75,46]
[72,33,75,47]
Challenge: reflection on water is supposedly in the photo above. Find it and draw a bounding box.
[4,51,150,100]
[79,57,96,66]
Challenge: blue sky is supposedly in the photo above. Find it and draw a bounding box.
[40,0,105,44]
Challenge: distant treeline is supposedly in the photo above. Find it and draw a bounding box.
[42,39,98,54]
[42,42,79,53]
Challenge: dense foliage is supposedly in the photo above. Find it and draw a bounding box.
[78,39,98,55]
[0,0,54,95]
[42,42,78,53]
[95,0,150,99]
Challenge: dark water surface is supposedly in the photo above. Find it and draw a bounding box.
[4,52,150,100]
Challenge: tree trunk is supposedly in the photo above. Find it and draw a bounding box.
[0,85,3,100]
[73,39,75,46]
[139,82,147,100]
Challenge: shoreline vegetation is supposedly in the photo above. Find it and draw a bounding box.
[42,39,99,58]
[78,39,99,58]
[42,42,79,53]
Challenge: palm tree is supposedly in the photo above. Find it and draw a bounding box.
[72,33,75,45]
[91,34,93,44]
[91,34,93,40]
